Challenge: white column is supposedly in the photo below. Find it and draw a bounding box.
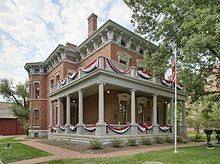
[96,81,107,136]
[77,89,83,134]
[65,94,71,133]
[131,89,136,124]
[49,100,53,132]
[97,81,105,124]
[170,98,174,132]
[78,90,83,125]
[152,94,159,133]
[56,98,62,133]
[57,98,61,126]
[181,101,187,136]
[130,89,137,135]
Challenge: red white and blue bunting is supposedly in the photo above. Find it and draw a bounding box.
[107,124,130,134]
[176,83,184,90]
[138,124,146,132]
[137,70,152,80]
[67,72,78,80]
[52,127,57,132]
[159,126,170,132]
[83,124,96,132]
[60,79,66,85]
[160,77,172,87]
[70,125,77,131]
[60,125,65,131]
[106,58,131,74]
[81,59,98,73]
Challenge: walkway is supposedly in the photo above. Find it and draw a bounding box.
[10,137,205,164]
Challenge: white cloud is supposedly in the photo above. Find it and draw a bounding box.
[0,0,134,87]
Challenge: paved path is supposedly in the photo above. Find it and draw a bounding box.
[10,137,204,164]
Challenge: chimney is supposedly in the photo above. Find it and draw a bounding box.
[87,13,98,37]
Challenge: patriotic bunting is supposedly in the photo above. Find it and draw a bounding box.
[159,126,170,132]
[81,59,98,73]
[160,77,172,87]
[106,58,131,74]
[67,72,78,80]
[137,70,152,80]
[70,125,77,131]
[107,124,130,134]
[83,124,96,132]
[60,79,66,85]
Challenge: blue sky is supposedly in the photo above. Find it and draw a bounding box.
[0,0,135,101]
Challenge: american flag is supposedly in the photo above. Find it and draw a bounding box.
[171,57,178,82]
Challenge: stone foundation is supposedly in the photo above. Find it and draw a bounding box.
[29,130,49,138]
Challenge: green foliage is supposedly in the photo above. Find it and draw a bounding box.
[124,0,220,102]
[111,138,123,147]
[154,135,164,144]
[141,137,152,145]
[22,121,30,136]
[166,136,173,143]
[0,78,29,123]
[89,139,103,149]
[127,138,136,147]
[177,136,183,142]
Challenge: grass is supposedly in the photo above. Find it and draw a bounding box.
[0,137,50,163]
[187,131,216,141]
[44,145,220,164]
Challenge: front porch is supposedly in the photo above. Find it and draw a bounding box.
[48,56,187,143]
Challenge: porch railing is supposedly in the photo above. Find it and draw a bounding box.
[50,56,185,93]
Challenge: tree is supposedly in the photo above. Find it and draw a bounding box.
[0,78,29,135]
[124,0,220,101]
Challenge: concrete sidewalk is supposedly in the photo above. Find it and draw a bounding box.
[10,138,205,164]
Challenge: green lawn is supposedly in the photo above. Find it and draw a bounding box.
[46,145,220,164]
[0,137,50,163]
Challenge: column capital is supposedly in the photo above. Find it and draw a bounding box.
[66,94,71,98]
[97,81,106,85]
[129,88,137,92]
[153,93,158,97]
[77,89,84,93]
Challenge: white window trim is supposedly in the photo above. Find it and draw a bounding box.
[117,51,132,66]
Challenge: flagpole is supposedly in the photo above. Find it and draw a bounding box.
[174,44,178,153]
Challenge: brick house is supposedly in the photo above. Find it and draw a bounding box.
[24,14,187,142]
[0,102,24,135]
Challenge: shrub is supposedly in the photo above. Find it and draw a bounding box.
[154,135,164,143]
[141,137,152,145]
[166,136,173,143]
[177,136,183,142]
[111,138,123,147]
[127,138,136,147]
[89,139,103,149]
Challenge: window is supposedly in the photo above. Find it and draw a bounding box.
[34,82,40,99]
[119,101,127,124]
[34,68,40,74]
[117,51,132,66]
[121,40,126,46]
[131,43,136,51]
[137,104,144,124]
[55,74,60,83]
[50,78,54,92]
[119,59,127,65]
[34,110,39,126]
[29,83,32,98]
[139,48,143,55]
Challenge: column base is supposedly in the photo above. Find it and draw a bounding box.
[153,124,159,134]
[56,125,62,133]
[76,124,83,134]
[95,122,107,136]
[65,124,71,134]
[130,123,138,135]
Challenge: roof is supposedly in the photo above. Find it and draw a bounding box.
[0,102,16,119]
